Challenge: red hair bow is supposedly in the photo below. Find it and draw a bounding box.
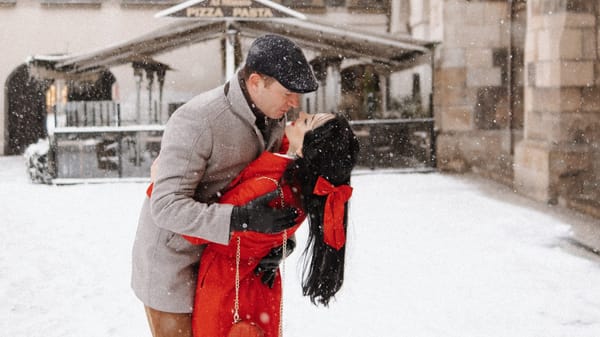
[313,176,353,250]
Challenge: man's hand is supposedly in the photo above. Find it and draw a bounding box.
[254,239,296,288]
[230,191,297,233]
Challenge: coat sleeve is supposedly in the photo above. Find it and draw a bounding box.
[150,111,232,245]
[182,174,279,245]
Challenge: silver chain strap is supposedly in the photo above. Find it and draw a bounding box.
[279,231,287,337]
[233,236,241,324]
[232,177,288,337]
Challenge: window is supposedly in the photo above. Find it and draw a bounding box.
[347,0,386,12]
[279,0,325,9]
[278,0,383,10]
[40,0,101,5]
[325,0,345,6]
[120,0,180,5]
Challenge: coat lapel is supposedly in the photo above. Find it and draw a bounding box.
[225,73,266,152]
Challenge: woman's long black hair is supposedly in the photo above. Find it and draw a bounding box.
[283,115,360,306]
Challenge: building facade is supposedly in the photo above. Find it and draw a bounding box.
[432,0,599,218]
[2,0,599,218]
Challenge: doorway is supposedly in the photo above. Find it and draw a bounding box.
[5,64,49,155]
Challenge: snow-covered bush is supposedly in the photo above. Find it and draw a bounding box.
[24,138,53,184]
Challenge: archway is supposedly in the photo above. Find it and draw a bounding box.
[339,64,381,121]
[5,66,117,155]
[66,70,115,101]
[5,64,49,155]
[340,63,433,169]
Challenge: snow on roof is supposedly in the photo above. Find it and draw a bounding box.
[28,16,434,75]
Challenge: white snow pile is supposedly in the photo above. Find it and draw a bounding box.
[23,138,53,184]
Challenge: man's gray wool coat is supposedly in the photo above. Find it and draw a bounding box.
[131,73,285,313]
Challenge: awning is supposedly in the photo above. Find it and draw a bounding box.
[234,19,433,70]
[28,17,435,75]
[29,20,225,74]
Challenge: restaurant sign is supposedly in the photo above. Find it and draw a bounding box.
[165,0,296,19]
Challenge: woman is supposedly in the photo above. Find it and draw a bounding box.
[147,112,360,337]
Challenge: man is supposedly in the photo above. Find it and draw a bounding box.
[131,34,319,337]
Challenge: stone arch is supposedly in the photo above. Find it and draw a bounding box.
[66,70,116,101]
[4,66,117,154]
[339,63,381,121]
[4,64,50,155]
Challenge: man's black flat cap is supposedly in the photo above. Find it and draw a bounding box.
[246,34,319,93]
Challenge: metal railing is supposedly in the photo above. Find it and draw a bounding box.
[46,101,436,181]
[48,125,163,183]
[55,101,121,127]
[349,117,436,170]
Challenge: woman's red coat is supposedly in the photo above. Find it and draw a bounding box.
[182,151,304,337]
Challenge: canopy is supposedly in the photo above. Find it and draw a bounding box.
[29,17,434,76]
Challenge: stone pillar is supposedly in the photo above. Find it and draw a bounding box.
[515,0,599,213]
[434,0,514,183]
[310,58,342,114]
[409,0,430,39]
[157,67,166,124]
[146,69,154,123]
[133,65,143,124]
[324,62,342,113]
[389,0,410,34]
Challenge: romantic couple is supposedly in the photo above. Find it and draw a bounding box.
[131,34,360,337]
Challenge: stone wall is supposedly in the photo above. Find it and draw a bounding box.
[433,0,599,218]
[434,0,521,185]
[514,0,599,217]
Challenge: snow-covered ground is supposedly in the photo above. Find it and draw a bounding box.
[1,154,600,337]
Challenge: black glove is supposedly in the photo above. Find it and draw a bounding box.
[254,239,296,288]
[230,191,297,234]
